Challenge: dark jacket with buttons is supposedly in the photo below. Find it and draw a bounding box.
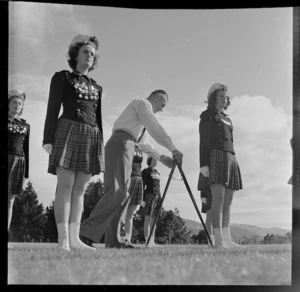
[142,167,161,196]
[199,108,235,167]
[43,70,103,145]
[8,116,30,178]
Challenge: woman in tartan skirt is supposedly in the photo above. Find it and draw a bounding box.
[121,144,145,245]
[42,35,104,252]
[8,90,30,250]
[198,83,243,249]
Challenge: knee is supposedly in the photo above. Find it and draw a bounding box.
[8,195,15,207]
[57,182,73,194]
[72,184,87,197]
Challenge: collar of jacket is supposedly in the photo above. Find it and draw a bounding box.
[8,114,22,122]
[208,108,229,117]
[72,70,91,81]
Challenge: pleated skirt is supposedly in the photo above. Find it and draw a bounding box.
[198,149,243,191]
[48,118,104,176]
[8,154,25,194]
[128,176,143,206]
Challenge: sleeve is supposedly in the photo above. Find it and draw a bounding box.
[43,72,64,145]
[24,123,30,178]
[138,131,162,161]
[96,84,104,140]
[142,169,148,190]
[231,120,234,144]
[199,112,211,167]
[136,100,176,153]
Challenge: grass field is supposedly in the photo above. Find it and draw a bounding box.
[7,242,291,285]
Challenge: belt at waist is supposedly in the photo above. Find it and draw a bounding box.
[112,129,136,142]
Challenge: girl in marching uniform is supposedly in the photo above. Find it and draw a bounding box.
[8,90,30,249]
[120,144,144,246]
[42,35,104,252]
[198,83,243,249]
[142,157,162,247]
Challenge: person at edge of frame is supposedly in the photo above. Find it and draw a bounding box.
[8,89,30,250]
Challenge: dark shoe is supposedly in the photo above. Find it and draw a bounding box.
[79,235,95,248]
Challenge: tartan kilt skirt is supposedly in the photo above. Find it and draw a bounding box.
[8,154,25,195]
[144,192,162,217]
[198,149,243,191]
[128,176,143,206]
[48,118,104,176]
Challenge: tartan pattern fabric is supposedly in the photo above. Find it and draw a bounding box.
[128,176,144,206]
[8,154,25,194]
[143,192,162,217]
[48,118,104,175]
[198,149,242,191]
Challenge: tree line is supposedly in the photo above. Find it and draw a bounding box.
[9,180,292,245]
[10,180,197,244]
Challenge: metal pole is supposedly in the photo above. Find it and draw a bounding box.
[176,162,214,248]
[145,163,176,248]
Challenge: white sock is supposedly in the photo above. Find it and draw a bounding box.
[213,228,229,249]
[56,223,70,252]
[125,233,131,244]
[222,226,245,248]
[69,223,96,251]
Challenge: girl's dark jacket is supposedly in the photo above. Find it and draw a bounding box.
[199,108,235,167]
[8,116,30,178]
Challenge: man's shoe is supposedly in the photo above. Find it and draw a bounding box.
[79,235,95,248]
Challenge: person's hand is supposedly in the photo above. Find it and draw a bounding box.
[172,149,183,166]
[160,155,174,168]
[42,144,53,154]
[200,166,209,178]
[140,201,146,208]
[201,198,207,204]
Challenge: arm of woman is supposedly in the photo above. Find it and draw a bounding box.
[24,123,30,178]
[95,84,104,140]
[43,72,64,146]
[199,111,211,168]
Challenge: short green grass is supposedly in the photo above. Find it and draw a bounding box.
[8,243,291,285]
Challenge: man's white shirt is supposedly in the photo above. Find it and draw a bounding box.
[112,99,176,161]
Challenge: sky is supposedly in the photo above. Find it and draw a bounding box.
[8,3,293,230]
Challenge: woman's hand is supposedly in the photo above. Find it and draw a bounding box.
[42,144,53,154]
[200,166,209,178]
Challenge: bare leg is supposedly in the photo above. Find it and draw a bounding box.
[55,166,75,224]
[149,216,159,246]
[8,194,16,230]
[144,215,152,244]
[55,166,75,251]
[8,194,16,249]
[222,187,245,248]
[205,210,214,246]
[69,171,95,251]
[69,172,92,223]
[124,204,139,243]
[210,184,229,248]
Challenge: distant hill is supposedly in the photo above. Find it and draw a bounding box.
[182,218,290,240]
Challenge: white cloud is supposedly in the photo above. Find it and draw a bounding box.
[9,2,92,68]
[138,95,292,229]
[12,81,292,229]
